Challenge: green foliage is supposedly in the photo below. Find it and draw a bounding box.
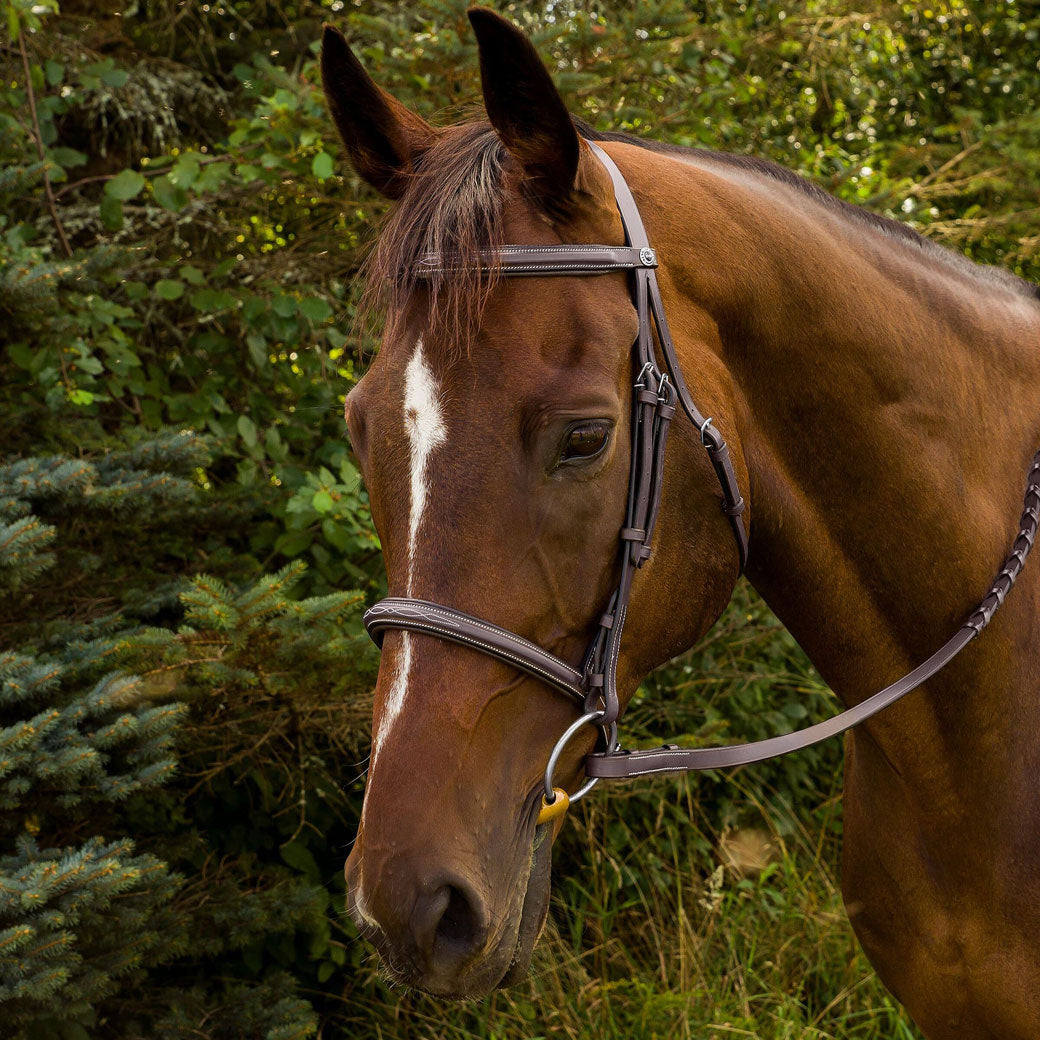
[3,0,1037,1035]
[0,441,188,1035]
[0,432,368,1037]
[0,835,181,1033]
[108,560,369,1040]
[0,443,197,813]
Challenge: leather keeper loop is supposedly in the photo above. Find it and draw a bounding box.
[636,389,660,405]
[708,440,731,464]
[620,527,646,542]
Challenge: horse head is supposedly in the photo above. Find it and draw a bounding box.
[324,10,744,996]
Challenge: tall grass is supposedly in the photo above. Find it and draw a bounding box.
[337,586,924,1039]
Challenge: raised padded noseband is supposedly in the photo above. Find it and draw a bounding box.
[365,599,586,703]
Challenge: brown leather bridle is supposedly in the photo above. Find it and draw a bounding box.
[364,142,1040,824]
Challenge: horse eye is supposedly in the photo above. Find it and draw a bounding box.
[560,421,611,464]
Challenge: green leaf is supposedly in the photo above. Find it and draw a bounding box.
[152,174,188,212]
[99,195,123,231]
[311,490,334,514]
[181,265,205,286]
[154,279,184,300]
[76,355,104,375]
[280,841,320,881]
[317,961,336,984]
[274,530,312,556]
[170,153,200,189]
[101,67,129,88]
[44,59,64,86]
[246,333,267,369]
[338,458,359,486]
[105,169,145,201]
[237,415,258,448]
[272,295,295,318]
[189,289,236,311]
[311,151,334,180]
[50,147,86,169]
[7,343,34,370]
[236,163,262,183]
[68,389,95,406]
[194,161,231,193]
[298,297,332,322]
[322,519,351,551]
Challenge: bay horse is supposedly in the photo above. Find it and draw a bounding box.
[323,11,1040,1037]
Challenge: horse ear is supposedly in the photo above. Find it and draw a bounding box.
[320,25,434,199]
[467,7,579,210]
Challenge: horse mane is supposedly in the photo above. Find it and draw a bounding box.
[580,121,1040,306]
[362,116,1040,352]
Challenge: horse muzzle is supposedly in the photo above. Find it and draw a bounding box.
[344,821,553,996]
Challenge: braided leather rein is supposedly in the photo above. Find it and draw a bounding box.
[363,141,1040,821]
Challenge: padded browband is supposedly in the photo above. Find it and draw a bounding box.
[416,244,659,277]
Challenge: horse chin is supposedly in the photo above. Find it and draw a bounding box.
[497,823,553,989]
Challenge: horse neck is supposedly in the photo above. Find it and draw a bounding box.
[622,142,1040,784]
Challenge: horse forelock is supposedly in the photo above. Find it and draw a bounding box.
[361,121,510,357]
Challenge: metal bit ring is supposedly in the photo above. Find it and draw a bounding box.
[542,710,618,806]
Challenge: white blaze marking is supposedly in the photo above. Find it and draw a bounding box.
[402,341,448,569]
[375,340,446,755]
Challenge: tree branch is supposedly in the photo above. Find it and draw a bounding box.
[18,29,72,258]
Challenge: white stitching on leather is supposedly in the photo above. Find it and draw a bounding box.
[369,601,567,662]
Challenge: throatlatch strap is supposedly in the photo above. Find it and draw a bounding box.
[586,142,749,572]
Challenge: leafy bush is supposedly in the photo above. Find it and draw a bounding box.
[0,435,372,1037]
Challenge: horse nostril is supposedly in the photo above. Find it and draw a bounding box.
[437,884,482,948]
[412,879,489,967]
